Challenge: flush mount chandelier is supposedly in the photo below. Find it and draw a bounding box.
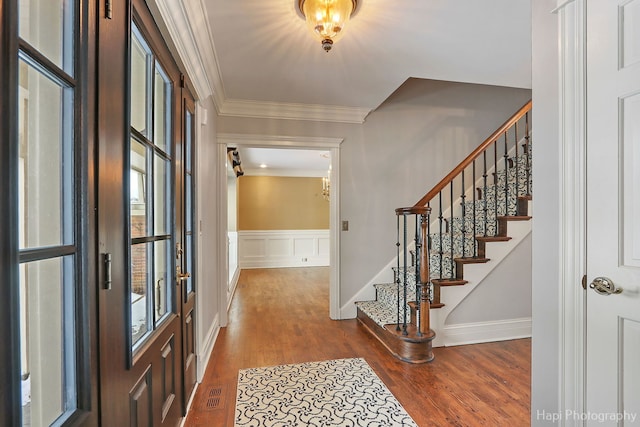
[297,0,359,52]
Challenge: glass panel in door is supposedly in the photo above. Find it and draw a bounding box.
[128,23,173,352]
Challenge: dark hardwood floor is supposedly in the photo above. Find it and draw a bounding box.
[184,267,531,426]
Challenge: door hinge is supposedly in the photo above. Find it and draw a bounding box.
[105,0,113,19]
[581,274,587,290]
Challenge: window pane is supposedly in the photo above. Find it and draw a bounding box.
[19,0,74,74]
[131,243,150,346]
[154,240,170,324]
[18,59,74,250]
[154,154,169,235]
[185,174,192,234]
[185,110,192,172]
[130,139,148,238]
[130,28,149,135]
[186,233,194,295]
[20,256,76,426]
[153,63,170,154]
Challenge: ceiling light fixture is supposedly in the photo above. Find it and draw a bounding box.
[297,0,359,52]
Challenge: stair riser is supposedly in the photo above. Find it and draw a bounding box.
[429,233,478,257]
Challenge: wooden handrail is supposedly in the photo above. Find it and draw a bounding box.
[414,100,532,208]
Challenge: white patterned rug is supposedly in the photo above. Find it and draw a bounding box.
[234,358,417,426]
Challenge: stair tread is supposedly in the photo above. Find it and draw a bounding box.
[431,278,468,286]
[355,301,411,327]
[453,257,490,264]
[497,215,532,221]
[475,236,512,242]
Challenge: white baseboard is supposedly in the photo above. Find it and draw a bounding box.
[227,266,241,311]
[197,314,220,382]
[180,381,200,427]
[439,317,532,347]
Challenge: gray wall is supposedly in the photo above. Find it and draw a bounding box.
[217,79,532,311]
[531,0,561,423]
[447,234,532,324]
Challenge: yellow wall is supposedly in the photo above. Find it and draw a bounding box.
[237,176,329,230]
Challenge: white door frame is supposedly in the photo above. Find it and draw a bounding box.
[555,0,587,422]
[217,133,344,322]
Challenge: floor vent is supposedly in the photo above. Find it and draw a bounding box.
[202,386,225,410]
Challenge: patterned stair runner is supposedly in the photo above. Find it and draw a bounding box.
[356,149,531,329]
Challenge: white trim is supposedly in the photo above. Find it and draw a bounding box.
[441,318,532,347]
[217,143,230,328]
[552,0,578,14]
[238,230,330,269]
[179,380,201,427]
[558,0,587,423]
[197,321,220,382]
[227,266,241,312]
[218,135,342,319]
[218,133,344,148]
[328,146,341,319]
[150,0,215,102]
[219,99,370,124]
[196,314,220,382]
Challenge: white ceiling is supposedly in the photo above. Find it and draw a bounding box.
[152,0,531,172]
[236,147,331,177]
[201,0,531,119]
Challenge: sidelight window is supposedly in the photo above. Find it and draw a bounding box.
[17,0,78,425]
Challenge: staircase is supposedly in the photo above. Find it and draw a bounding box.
[355,101,532,363]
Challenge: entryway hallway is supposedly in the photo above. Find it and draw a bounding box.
[184,267,530,426]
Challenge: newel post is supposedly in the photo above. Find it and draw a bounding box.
[418,210,431,335]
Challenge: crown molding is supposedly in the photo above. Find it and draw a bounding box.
[151,0,371,124]
[218,133,344,148]
[183,0,227,110]
[151,0,211,101]
[219,99,371,124]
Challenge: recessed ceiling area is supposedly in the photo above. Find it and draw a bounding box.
[235,147,331,177]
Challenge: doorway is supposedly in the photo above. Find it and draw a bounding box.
[217,134,343,319]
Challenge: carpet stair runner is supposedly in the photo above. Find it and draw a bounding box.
[355,128,532,363]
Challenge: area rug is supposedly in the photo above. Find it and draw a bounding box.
[234,358,417,426]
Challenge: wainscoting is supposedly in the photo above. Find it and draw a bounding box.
[238,230,330,268]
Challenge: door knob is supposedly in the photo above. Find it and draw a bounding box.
[589,277,622,295]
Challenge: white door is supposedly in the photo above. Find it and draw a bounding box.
[586,0,640,424]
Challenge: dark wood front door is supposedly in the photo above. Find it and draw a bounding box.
[1,0,199,424]
[97,1,191,425]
